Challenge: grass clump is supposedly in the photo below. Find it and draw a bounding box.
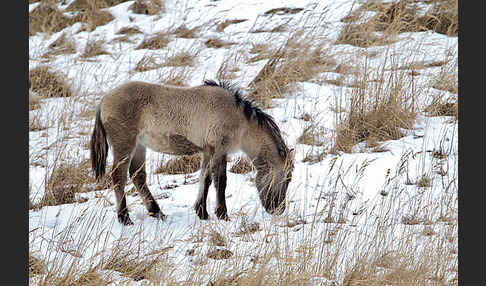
[29,66,72,98]
[103,255,159,281]
[39,160,95,207]
[297,125,325,146]
[29,254,46,277]
[170,24,199,38]
[335,23,394,48]
[73,10,114,32]
[204,38,235,49]
[155,154,201,174]
[424,96,457,118]
[116,26,143,36]
[420,0,458,36]
[29,2,74,36]
[331,70,416,153]
[163,51,195,67]
[216,19,247,32]
[336,0,457,48]
[133,55,162,73]
[333,95,415,153]
[29,91,42,111]
[248,33,335,106]
[42,32,77,58]
[81,39,109,58]
[130,0,164,15]
[229,156,254,174]
[66,0,130,11]
[136,32,170,50]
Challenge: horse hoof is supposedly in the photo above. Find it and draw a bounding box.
[196,209,209,220]
[198,212,209,220]
[220,215,230,221]
[194,204,209,220]
[148,211,167,221]
[118,214,134,225]
[215,208,230,221]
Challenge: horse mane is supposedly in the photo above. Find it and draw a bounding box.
[203,79,289,159]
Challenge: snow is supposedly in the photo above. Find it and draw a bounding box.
[29,0,457,284]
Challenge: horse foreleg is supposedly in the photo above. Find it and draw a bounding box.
[194,152,212,220]
[211,154,229,221]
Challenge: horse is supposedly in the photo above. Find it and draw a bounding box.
[90,79,294,225]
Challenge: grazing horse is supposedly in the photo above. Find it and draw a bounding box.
[90,80,294,225]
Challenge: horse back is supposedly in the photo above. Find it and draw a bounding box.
[100,81,247,154]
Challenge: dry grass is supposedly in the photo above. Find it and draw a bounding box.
[158,66,193,86]
[204,38,235,49]
[71,269,111,286]
[432,66,458,94]
[66,0,130,11]
[337,0,457,48]
[264,7,304,15]
[29,254,46,277]
[111,35,136,44]
[297,125,325,146]
[38,160,95,207]
[332,98,416,153]
[103,252,161,281]
[133,54,162,73]
[163,51,195,67]
[29,1,457,285]
[155,154,201,174]
[42,32,77,58]
[170,24,199,38]
[331,69,417,153]
[229,156,254,174]
[29,91,42,111]
[425,101,457,118]
[216,19,248,32]
[29,148,457,285]
[81,38,109,58]
[29,2,74,36]
[29,66,72,98]
[420,0,458,36]
[29,115,48,132]
[130,0,164,15]
[116,26,143,36]
[136,32,170,50]
[207,249,233,260]
[335,23,395,48]
[73,10,115,32]
[248,33,335,106]
[416,174,432,188]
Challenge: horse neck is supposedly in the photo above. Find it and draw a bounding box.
[240,123,277,167]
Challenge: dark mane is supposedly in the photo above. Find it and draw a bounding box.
[203,79,289,158]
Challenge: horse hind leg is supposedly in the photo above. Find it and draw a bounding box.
[111,149,134,225]
[129,144,165,220]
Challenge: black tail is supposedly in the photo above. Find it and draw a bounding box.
[90,107,109,180]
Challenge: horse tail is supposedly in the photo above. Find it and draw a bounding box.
[90,106,109,181]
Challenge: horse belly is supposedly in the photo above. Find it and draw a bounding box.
[137,131,201,155]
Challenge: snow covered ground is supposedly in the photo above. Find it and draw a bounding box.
[29,0,458,284]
